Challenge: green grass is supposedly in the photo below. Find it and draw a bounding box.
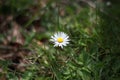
[0,0,120,80]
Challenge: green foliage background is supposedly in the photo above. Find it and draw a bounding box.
[0,0,120,80]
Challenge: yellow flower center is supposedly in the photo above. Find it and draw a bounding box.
[57,37,63,43]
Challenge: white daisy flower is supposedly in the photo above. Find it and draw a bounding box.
[50,32,70,48]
